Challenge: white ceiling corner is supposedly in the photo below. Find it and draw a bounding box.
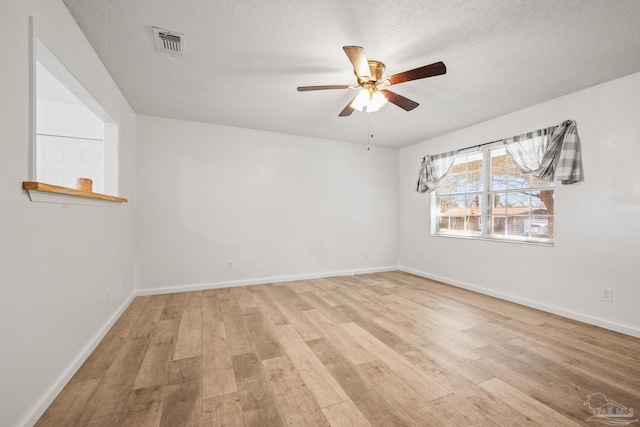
[62,0,640,148]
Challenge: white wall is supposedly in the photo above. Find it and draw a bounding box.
[136,115,398,292]
[0,1,136,426]
[399,72,640,337]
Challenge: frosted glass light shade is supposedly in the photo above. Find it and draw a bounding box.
[351,89,370,111]
[350,88,388,113]
[367,90,388,112]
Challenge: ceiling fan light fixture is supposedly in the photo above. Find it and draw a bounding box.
[351,88,371,111]
[351,87,388,113]
[370,90,388,110]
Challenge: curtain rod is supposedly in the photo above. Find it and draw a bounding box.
[422,138,503,160]
[458,138,504,153]
[422,120,567,160]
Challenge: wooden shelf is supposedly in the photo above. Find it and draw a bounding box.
[23,181,128,205]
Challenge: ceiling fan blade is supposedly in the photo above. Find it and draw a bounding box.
[297,85,351,92]
[343,46,371,80]
[385,61,446,85]
[338,95,357,117]
[380,90,419,111]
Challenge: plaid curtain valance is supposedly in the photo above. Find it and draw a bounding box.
[416,119,584,193]
[503,119,584,184]
[416,150,459,193]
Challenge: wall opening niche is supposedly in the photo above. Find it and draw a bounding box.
[34,37,119,196]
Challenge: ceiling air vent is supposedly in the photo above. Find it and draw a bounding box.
[153,27,185,58]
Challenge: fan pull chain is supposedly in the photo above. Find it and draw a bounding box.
[367,125,373,151]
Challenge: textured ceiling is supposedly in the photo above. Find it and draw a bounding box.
[62,0,640,148]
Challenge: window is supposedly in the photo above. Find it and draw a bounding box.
[436,152,484,236]
[433,145,554,244]
[34,37,119,196]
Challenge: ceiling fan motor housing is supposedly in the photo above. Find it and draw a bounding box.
[356,60,385,84]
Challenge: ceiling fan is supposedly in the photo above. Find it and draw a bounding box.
[297,46,446,117]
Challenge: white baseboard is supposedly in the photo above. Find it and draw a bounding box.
[135,266,399,296]
[399,266,640,339]
[18,292,137,427]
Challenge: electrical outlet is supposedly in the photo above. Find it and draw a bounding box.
[104,289,110,304]
[227,260,233,270]
[601,288,613,302]
[363,253,368,261]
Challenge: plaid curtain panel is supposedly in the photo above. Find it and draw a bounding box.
[504,119,584,184]
[416,150,459,193]
[553,120,584,184]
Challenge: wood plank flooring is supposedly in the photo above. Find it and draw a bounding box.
[37,271,640,426]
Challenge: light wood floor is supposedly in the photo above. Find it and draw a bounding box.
[37,271,640,426]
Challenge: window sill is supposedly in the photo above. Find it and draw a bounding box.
[433,232,553,247]
[23,181,128,207]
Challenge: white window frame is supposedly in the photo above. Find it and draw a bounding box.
[431,143,555,246]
